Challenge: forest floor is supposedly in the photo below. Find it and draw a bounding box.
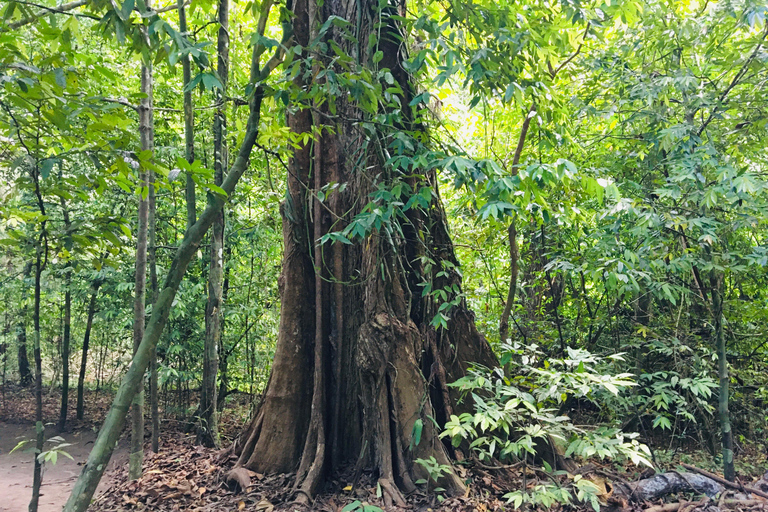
[2,385,767,512]
[0,386,128,512]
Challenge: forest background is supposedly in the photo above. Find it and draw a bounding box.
[1,0,768,509]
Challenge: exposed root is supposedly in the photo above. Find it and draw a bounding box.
[225,467,251,492]
[379,478,409,509]
[384,372,416,494]
[292,488,314,506]
[234,408,263,467]
[296,436,326,499]
[428,334,455,422]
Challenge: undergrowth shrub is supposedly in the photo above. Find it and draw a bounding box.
[443,343,652,509]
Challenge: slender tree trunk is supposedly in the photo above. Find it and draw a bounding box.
[149,165,160,453]
[231,0,497,503]
[179,0,196,230]
[710,270,734,481]
[498,222,518,342]
[129,45,153,481]
[217,244,232,411]
[58,198,72,432]
[498,43,582,341]
[76,281,100,420]
[498,105,534,342]
[198,0,229,448]
[58,271,71,430]
[29,169,48,512]
[63,27,278,509]
[17,262,32,387]
[30,248,45,512]
[146,33,160,452]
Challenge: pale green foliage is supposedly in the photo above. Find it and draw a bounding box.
[341,500,383,512]
[504,482,573,511]
[442,343,652,508]
[628,339,719,433]
[11,434,74,466]
[414,456,452,501]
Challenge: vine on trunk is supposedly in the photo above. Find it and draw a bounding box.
[230,0,498,501]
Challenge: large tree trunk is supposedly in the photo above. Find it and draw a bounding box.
[232,0,497,502]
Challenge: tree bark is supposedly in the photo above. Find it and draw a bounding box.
[498,222,518,342]
[62,25,280,509]
[710,270,734,481]
[146,12,160,452]
[231,0,497,501]
[16,262,32,387]
[498,105,534,342]
[76,280,100,420]
[30,248,44,512]
[29,168,48,512]
[147,96,160,454]
[148,166,160,453]
[197,0,229,448]
[217,243,232,411]
[129,40,153,480]
[58,197,72,432]
[179,0,196,230]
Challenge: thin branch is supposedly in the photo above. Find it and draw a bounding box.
[6,0,189,31]
[7,0,87,30]
[550,22,591,79]
[101,97,138,111]
[697,22,768,136]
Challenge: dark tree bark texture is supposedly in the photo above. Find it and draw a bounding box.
[16,261,32,387]
[197,0,229,448]
[232,0,497,503]
[76,280,100,420]
[58,197,72,432]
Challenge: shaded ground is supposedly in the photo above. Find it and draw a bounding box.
[0,385,128,512]
[4,384,765,512]
[0,384,258,512]
[0,421,128,512]
[91,432,509,512]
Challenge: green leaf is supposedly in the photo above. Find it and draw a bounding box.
[183,74,203,92]
[201,73,223,91]
[411,418,423,449]
[119,0,134,21]
[208,184,228,197]
[39,159,55,179]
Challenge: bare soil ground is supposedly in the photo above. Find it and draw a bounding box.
[0,386,127,512]
[0,421,128,512]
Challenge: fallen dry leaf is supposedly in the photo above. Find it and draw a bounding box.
[255,499,274,512]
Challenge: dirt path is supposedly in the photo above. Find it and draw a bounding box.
[0,421,128,512]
